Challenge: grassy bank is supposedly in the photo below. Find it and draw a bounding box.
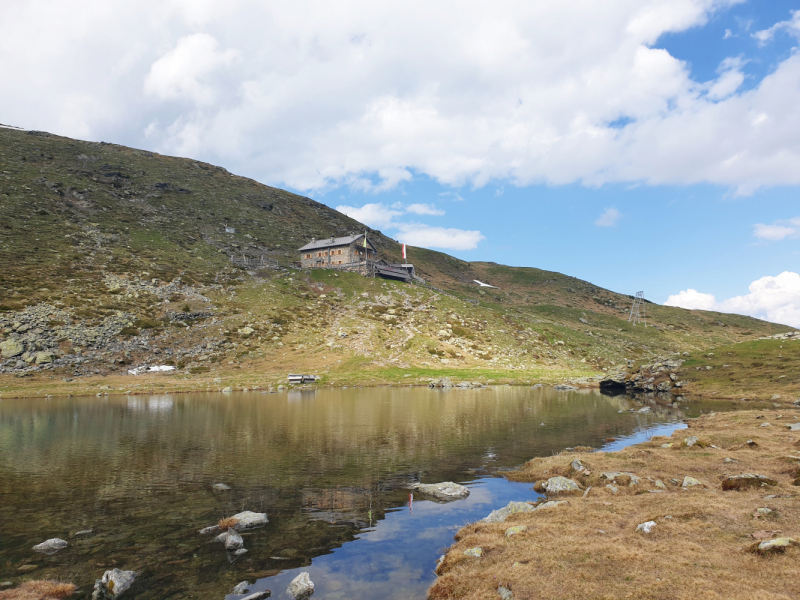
[430,408,800,599]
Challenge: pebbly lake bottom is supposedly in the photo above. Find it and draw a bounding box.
[0,386,751,599]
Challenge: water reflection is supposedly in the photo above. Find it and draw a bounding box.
[0,386,718,598]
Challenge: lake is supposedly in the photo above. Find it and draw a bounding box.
[0,386,721,598]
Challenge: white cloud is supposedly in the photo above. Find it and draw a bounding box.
[753,10,800,45]
[405,203,445,216]
[595,207,622,227]
[335,203,402,229]
[395,223,485,251]
[753,217,800,241]
[665,271,800,327]
[438,191,464,202]
[10,0,800,195]
[144,33,239,106]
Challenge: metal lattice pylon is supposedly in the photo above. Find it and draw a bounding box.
[628,291,646,326]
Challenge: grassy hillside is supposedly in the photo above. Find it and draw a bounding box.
[0,127,793,397]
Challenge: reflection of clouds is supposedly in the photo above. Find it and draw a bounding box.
[148,396,173,413]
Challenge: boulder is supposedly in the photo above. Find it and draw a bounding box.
[542,476,580,494]
[681,476,703,488]
[463,547,482,557]
[34,351,55,364]
[571,459,585,472]
[92,569,137,599]
[428,378,453,388]
[287,572,314,600]
[785,423,800,431]
[498,586,514,600]
[0,339,24,358]
[753,537,797,555]
[411,482,470,500]
[32,538,68,555]
[722,474,778,491]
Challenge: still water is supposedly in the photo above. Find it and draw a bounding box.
[0,386,716,598]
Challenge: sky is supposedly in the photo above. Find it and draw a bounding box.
[1,0,799,326]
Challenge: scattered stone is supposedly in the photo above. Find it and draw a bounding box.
[482,500,567,523]
[199,525,220,535]
[606,484,619,494]
[224,527,244,550]
[542,476,580,494]
[723,457,738,464]
[785,423,800,431]
[411,481,470,500]
[683,436,698,447]
[636,521,657,534]
[229,511,268,530]
[638,406,651,413]
[660,443,673,448]
[233,548,249,557]
[601,472,640,486]
[32,538,68,554]
[654,479,666,489]
[287,572,314,600]
[682,476,703,488]
[753,537,797,555]
[428,378,453,388]
[0,339,24,358]
[498,585,514,600]
[722,474,778,491]
[760,422,772,428]
[505,525,527,538]
[222,387,232,393]
[213,483,232,491]
[571,459,584,472]
[754,507,775,518]
[464,547,483,557]
[92,569,137,599]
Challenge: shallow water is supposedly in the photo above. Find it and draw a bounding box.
[0,386,721,598]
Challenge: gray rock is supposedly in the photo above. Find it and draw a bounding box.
[199,525,220,535]
[571,459,585,472]
[601,472,640,486]
[92,569,137,599]
[606,484,618,494]
[723,457,738,464]
[785,423,800,431]
[287,572,314,600]
[428,378,453,388]
[542,476,580,494]
[638,406,651,413]
[222,386,232,393]
[224,527,244,550]
[411,481,470,500]
[233,548,249,557]
[212,483,232,491]
[33,351,55,364]
[463,547,482,557]
[32,538,68,555]
[229,510,268,530]
[755,537,796,554]
[636,521,657,533]
[684,436,698,447]
[0,339,24,358]
[682,476,703,488]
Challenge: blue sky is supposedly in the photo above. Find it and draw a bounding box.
[1,0,799,325]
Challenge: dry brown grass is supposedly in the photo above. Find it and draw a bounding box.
[218,517,240,530]
[0,581,76,600]
[429,409,800,600]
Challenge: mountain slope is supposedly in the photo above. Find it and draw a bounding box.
[0,127,792,395]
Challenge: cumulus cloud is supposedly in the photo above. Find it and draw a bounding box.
[595,207,622,227]
[336,201,478,250]
[394,223,485,251]
[665,271,800,327]
[753,217,800,241]
[7,1,800,195]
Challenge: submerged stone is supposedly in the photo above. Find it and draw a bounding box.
[32,538,68,555]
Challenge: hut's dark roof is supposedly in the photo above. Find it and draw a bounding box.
[298,234,374,251]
